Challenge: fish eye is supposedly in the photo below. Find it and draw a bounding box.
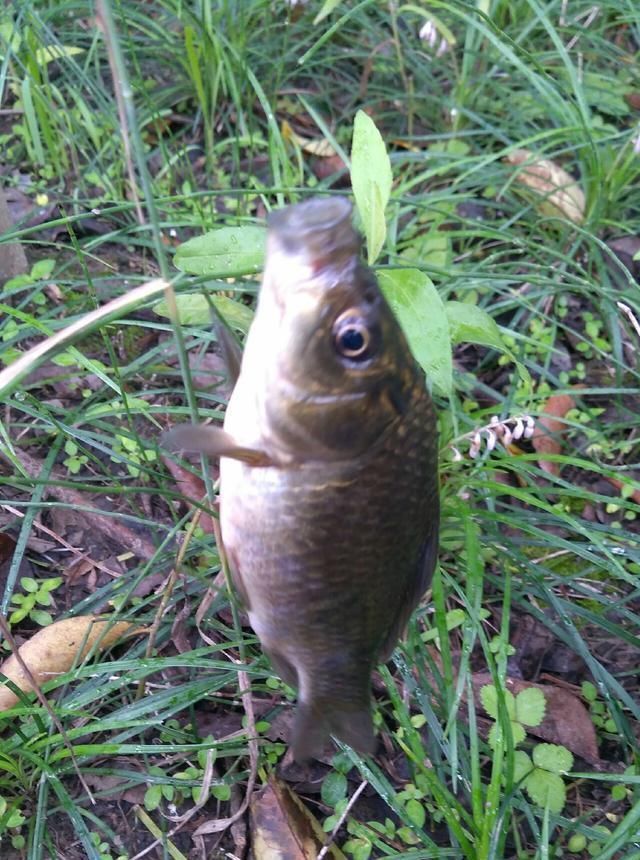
[332,310,373,361]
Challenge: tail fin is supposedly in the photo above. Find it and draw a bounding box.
[291,702,376,762]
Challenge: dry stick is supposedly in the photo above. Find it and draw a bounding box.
[0,613,96,804]
[317,780,369,860]
[0,447,160,562]
[1,503,123,579]
[95,2,144,225]
[135,505,206,699]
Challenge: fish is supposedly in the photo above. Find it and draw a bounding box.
[164,197,439,761]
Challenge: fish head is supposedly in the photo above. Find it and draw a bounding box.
[239,197,421,460]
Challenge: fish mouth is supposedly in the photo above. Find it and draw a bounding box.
[267,197,360,262]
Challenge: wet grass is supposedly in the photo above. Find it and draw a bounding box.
[0,1,639,858]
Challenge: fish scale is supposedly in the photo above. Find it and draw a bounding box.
[165,196,439,761]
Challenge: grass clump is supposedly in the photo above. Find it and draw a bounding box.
[0,1,639,858]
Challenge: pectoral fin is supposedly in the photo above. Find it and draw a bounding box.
[162,424,273,466]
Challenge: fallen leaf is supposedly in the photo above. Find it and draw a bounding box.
[506,149,585,224]
[64,556,97,585]
[472,673,600,765]
[0,532,16,566]
[251,776,347,860]
[281,120,337,158]
[161,455,215,534]
[310,154,349,182]
[0,616,138,710]
[531,392,576,475]
[83,771,146,805]
[0,184,29,284]
[1,447,161,562]
[606,236,640,285]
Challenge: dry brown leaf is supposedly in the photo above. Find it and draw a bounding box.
[162,455,215,534]
[506,149,585,224]
[532,392,576,475]
[0,616,138,710]
[472,672,600,765]
[281,120,337,158]
[251,776,347,860]
[0,183,29,285]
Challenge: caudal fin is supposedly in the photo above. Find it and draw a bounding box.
[291,702,376,762]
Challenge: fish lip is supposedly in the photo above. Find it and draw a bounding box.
[267,196,359,260]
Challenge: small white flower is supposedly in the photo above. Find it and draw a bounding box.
[436,37,449,57]
[501,425,514,446]
[419,19,438,48]
[523,415,535,438]
[469,431,482,458]
[419,18,451,57]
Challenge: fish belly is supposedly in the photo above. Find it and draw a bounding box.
[219,412,436,758]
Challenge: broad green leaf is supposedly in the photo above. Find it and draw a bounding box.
[532,743,574,775]
[405,798,426,829]
[480,684,498,718]
[21,577,39,593]
[321,771,347,807]
[41,577,62,592]
[445,301,505,351]
[30,610,54,626]
[144,784,162,811]
[581,681,598,702]
[488,720,525,750]
[351,111,392,264]
[513,750,534,783]
[154,293,254,335]
[515,687,546,727]
[30,258,55,280]
[212,783,231,802]
[400,229,451,269]
[525,769,566,814]
[346,839,372,860]
[446,301,531,387]
[378,269,452,396]
[479,685,516,720]
[173,225,266,277]
[35,45,84,65]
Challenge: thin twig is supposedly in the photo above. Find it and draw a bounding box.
[1,503,122,578]
[318,780,369,860]
[0,446,161,562]
[95,1,144,224]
